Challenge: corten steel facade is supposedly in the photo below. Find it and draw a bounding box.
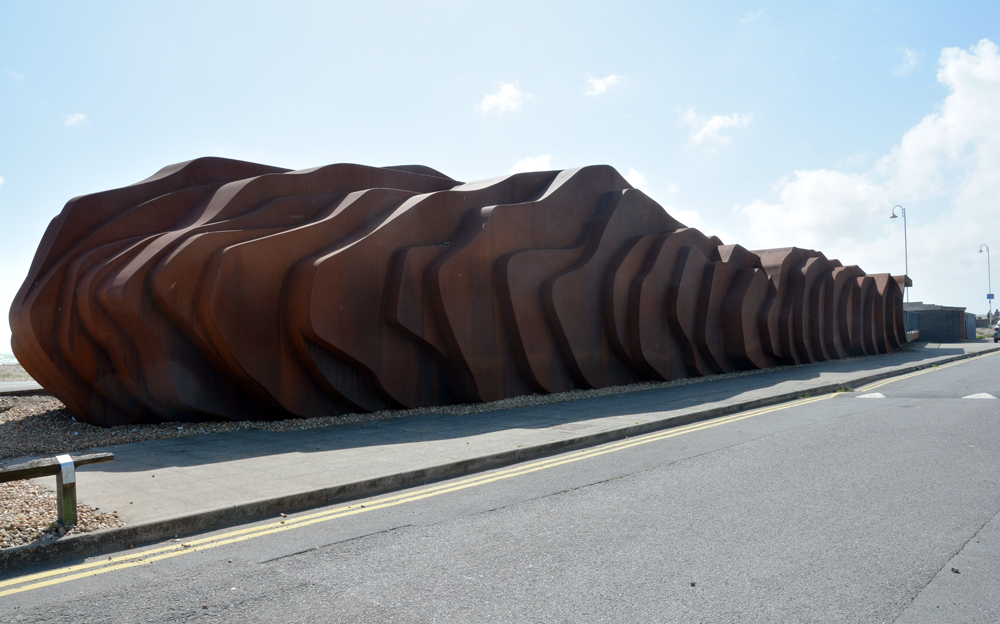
[10,159,908,426]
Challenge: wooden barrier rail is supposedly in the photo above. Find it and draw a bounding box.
[0,453,114,526]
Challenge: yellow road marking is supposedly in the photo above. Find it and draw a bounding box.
[0,391,836,597]
[5,348,996,596]
[7,350,994,597]
[855,351,998,393]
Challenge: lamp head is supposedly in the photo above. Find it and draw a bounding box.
[890,214,897,219]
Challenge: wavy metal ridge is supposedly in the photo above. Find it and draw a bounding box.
[9,158,908,426]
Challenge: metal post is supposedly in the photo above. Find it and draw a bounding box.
[981,244,992,320]
[903,209,908,303]
[55,454,77,526]
[891,206,908,302]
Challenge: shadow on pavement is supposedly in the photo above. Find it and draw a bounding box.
[74,344,970,474]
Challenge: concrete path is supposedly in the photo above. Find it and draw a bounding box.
[0,380,44,395]
[24,342,1000,524]
[3,341,998,569]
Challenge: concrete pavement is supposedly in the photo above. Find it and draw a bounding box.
[0,381,44,395]
[1,341,997,570]
[5,344,1000,622]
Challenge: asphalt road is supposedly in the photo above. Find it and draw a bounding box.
[3,352,999,623]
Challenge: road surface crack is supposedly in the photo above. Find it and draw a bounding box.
[257,525,414,564]
[891,505,1000,622]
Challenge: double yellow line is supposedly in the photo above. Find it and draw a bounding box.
[1,393,836,597]
[855,350,997,393]
[6,349,994,598]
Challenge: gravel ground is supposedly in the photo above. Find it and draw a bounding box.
[0,480,124,549]
[0,364,33,382]
[0,350,905,551]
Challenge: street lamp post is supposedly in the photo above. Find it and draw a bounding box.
[980,244,992,321]
[890,205,908,302]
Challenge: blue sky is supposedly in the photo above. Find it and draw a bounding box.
[2,1,999,354]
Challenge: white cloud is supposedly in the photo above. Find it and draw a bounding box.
[2,68,24,80]
[625,168,646,189]
[0,177,4,188]
[509,154,553,174]
[626,168,659,199]
[894,47,920,77]
[733,39,1000,312]
[843,150,869,167]
[735,169,889,252]
[64,113,88,128]
[477,82,529,115]
[739,9,766,24]
[681,109,752,147]
[673,208,704,228]
[585,75,624,96]
[625,170,679,200]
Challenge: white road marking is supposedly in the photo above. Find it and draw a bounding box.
[856,392,885,399]
[962,393,996,399]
